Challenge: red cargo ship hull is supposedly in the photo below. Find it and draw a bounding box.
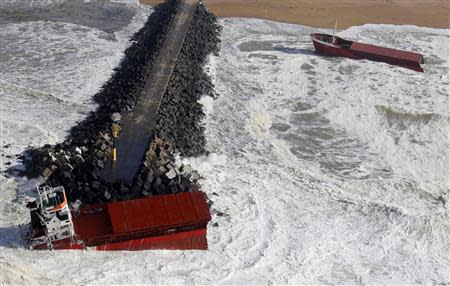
[33,229,207,251]
[31,191,211,251]
[310,33,424,72]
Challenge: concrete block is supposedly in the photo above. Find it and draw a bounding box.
[181,164,193,176]
[41,167,53,178]
[74,147,82,155]
[74,155,84,165]
[165,168,177,180]
[62,163,74,172]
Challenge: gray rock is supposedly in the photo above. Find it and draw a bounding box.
[157,165,167,176]
[58,154,69,165]
[142,190,152,196]
[96,160,105,169]
[96,150,105,158]
[111,112,121,123]
[63,171,72,180]
[190,170,200,182]
[74,155,84,165]
[62,163,74,172]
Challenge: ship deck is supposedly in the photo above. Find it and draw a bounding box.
[349,42,423,64]
[72,191,211,247]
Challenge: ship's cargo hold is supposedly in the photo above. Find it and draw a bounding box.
[27,186,211,250]
[310,33,424,72]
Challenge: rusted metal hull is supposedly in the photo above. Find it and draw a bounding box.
[311,33,424,72]
[29,191,211,251]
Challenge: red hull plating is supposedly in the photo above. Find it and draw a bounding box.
[311,33,424,72]
[95,229,207,251]
[312,40,358,59]
[30,192,211,251]
[34,229,207,251]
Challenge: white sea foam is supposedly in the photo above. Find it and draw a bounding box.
[1,17,449,285]
[0,0,67,8]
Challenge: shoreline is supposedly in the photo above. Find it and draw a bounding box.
[140,0,450,29]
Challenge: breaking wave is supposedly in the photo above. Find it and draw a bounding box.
[375,105,445,127]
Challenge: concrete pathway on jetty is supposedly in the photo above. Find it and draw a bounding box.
[101,0,199,183]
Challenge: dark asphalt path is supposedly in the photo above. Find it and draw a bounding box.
[101,0,199,183]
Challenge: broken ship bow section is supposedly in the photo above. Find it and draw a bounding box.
[310,33,424,72]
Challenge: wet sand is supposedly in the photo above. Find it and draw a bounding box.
[140,0,449,29]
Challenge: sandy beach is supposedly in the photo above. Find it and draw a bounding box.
[140,0,449,29]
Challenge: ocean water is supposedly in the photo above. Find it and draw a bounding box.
[1,2,449,284]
